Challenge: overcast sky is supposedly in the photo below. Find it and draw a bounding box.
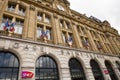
[69,0,120,34]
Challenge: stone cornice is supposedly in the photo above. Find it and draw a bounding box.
[0,36,119,57]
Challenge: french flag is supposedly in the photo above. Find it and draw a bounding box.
[84,40,89,47]
[40,30,48,39]
[9,22,15,32]
[68,37,73,46]
[4,21,9,31]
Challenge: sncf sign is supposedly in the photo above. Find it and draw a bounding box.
[22,71,34,78]
[104,69,109,74]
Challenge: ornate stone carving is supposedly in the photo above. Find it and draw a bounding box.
[30,4,35,11]
[13,43,19,48]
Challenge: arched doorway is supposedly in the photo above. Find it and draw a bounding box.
[0,51,19,80]
[105,60,118,80]
[90,59,104,80]
[69,58,86,80]
[116,61,120,72]
[35,55,59,80]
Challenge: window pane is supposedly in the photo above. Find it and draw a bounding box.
[105,61,118,80]
[60,20,64,28]
[37,27,42,38]
[37,13,43,21]
[66,22,70,29]
[18,6,25,16]
[62,32,67,43]
[46,28,51,40]
[7,3,16,12]
[0,23,5,30]
[0,52,19,80]
[14,25,22,34]
[69,58,86,80]
[35,56,59,80]
[45,16,50,23]
[90,60,104,80]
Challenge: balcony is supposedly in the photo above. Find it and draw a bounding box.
[0,30,22,39]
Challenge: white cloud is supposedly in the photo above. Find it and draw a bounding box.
[69,0,120,34]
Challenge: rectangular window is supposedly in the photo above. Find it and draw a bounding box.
[81,27,86,35]
[45,16,50,23]
[62,32,67,43]
[18,6,25,16]
[37,13,43,21]
[14,19,24,34]
[60,20,64,28]
[7,3,16,12]
[46,28,52,40]
[68,33,73,40]
[66,22,70,29]
[0,16,12,30]
[37,25,43,38]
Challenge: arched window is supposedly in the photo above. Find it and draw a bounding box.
[0,51,19,80]
[90,60,104,80]
[105,60,118,80]
[35,55,59,80]
[116,61,120,72]
[69,58,86,80]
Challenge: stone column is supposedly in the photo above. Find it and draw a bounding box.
[108,36,118,54]
[0,0,8,22]
[71,22,82,48]
[26,5,36,40]
[97,33,109,53]
[15,3,19,14]
[113,37,120,53]
[53,14,63,45]
[22,5,30,39]
[83,58,94,80]
[86,28,97,51]
[111,37,120,54]
[51,14,58,44]
[60,67,71,80]
[105,35,114,54]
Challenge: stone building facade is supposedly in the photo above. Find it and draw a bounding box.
[0,0,120,80]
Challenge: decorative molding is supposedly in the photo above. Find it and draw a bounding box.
[13,43,19,49]
[30,4,35,11]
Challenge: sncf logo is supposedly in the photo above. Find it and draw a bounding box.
[22,71,34,78]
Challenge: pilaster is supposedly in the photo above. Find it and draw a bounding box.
[26,5,36,40]
[53,14,63,45]
[0,0,8,22]
[71,22,82,48]
[98,33,109,53]
[86,28,97,51]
